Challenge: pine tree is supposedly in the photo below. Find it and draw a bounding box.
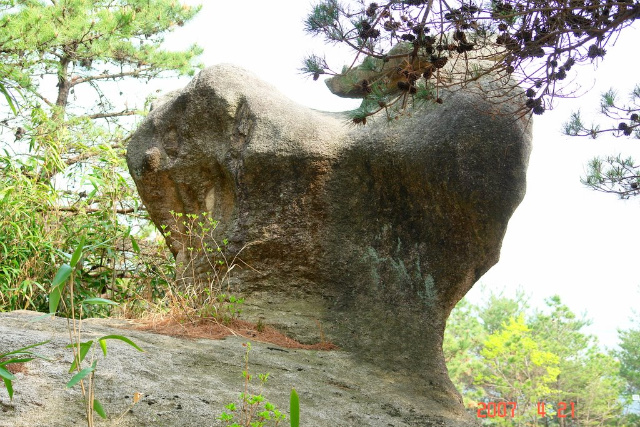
[445,292,629,425]
[0,0,202,313]
[617,314,640,394]
[563,86,640,198]
[302,0,640,123]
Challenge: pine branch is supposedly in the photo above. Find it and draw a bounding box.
[71,67,156,86]
[83,110,138,120]
[54,206,140,214]
[37,137,129,182]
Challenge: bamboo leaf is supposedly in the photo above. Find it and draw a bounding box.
[0,340,49,357]
[0,82,17,115]
[98,339,108,357]
[66,360,97,388]
[2,377,14,400]
[70,236,85,268]
[51,264,73,287]
[1,357,35,366]
[97,335,144,353]
[290,388,300,427]
[68,341,93,372]
[49,287,62,315]
[82,297,118,306]
[0,366,16,381]
[130,235,140,253]
[49,264,73,314]
[93,398,107,418]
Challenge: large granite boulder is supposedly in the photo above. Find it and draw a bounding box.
[126,64,532,426]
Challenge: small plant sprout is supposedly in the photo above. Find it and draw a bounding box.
[219,342,287,427]
[159,211,249,325]
[49,237,144,427]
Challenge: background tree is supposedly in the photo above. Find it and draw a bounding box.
[615,313,640,426]
[444,290,630,426]
[617,313,640,394]
[478,288,529,335]
[0,0,202,315]
[528,295,593,399]
[476,314,562,425]
[302,0,640,123]
[529,296,625,427]
[443,298,487,406]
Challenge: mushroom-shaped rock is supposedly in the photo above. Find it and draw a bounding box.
[126,64,532,427]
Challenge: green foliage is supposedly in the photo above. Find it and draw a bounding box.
[581,155,640,199]
[568,85,640,137]
[443,298,486,406]
[0,79,17,114]
[0,0,202,92]
[529,295,593,357]
[563,85,640,198]
[220,342,287,427]
[301,54,329,80]
[304,0,340,38]
[444,290,631,425]
[478,315,561,423]
[531,297,626,427]
[157,211,247,324]
[0,157,61,311]
[617,314,640,394]
[48,240,144,426]
[572,349,626,426]
[0,0,203,315]
[209,294,245,325]
[478,288,529,335]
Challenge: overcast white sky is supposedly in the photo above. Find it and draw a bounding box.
[157,1,640,349]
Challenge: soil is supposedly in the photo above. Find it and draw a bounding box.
[132,316,337,350]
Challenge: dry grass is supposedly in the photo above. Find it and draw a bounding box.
[133,315,337,350]
[120,213,338,350]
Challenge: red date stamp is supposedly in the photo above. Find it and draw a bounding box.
[477,401,576,418]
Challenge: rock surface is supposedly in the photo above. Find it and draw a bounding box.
[2,310,471,427]
[126,64,532,426]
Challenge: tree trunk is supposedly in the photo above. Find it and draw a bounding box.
[54,56,71,117]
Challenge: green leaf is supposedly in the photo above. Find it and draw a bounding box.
[48,287,62,315]
[1,357,35,366]
[67,360,97,388]
[68,341,93,372]
[2,377,14,400]
[130,236,140,254]
[97,335,144,353]
[0,366,16,381]
[51,264,73,287]
[49,264,73,314]
[290,388,300,427]
[0,187,14,204]
[0,82,17,115]
[82,297,118,306]
[70,236,85,267]
[0,340,49,357]
[93,398,107,419]
[98,339,108,357]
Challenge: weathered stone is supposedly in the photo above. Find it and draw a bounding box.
[126,64,532,426]
[0,310,470,427]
